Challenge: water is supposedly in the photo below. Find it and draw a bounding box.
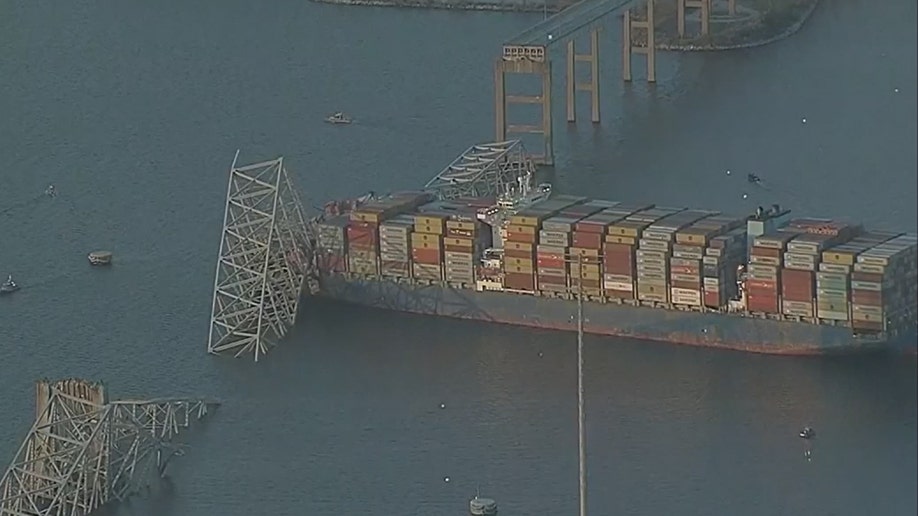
[1,0,915,514]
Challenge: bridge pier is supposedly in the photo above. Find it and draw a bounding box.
[678,0,711,38]
[623,0,656,83]
[565,28,601,124]
[495,45,553,165]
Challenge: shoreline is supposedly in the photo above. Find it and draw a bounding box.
[308,0,565,13]
[655,0,822,52]
[309,0,820,51]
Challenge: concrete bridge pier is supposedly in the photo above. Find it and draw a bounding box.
[494,45,554,165]
[678,0,712,37]
[565,28,601,124]
[623,0,657,83]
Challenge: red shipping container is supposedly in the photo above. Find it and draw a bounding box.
[506,248,535,260]
[606,289,634,299]
[347,223,379,246]
[747,294,779,313]
[851,271,883,283]
[505,272,535,291]
[604,242,634,253]
[572,231,603,249]
[782,290,813,302]
[574,220,608,234]
[412,247,441,265]
[537,250,565,261]
[604,265,635,276]
[750,246,782,258]
[704,291,726,308]
[746,279,778,291]
[537,257,565,269]
[506,232,537,244]
[850,289,882,306]
[537,274,566,286]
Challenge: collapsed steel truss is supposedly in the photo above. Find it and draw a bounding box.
[0,379,218,516]
[424,140,536,200]
[207,151,313,362]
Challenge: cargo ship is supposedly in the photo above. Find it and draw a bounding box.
[308,182,917,356]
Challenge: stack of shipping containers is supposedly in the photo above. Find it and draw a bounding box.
[781,230,827,318]
[781,221,860,321]
[850,234,918,332]
[816,231,899,323]
[568,211,608,297]
[537,214,578,295]
[535,200,610,295]
[747,231,799,313]
[347,208,383,276]
[443,210,485,286]
[379,215,414,279]
[347,193,432,276]
[628,208,675,303]
[639,210,709,307]
[315,215,348,273]
[411,211,446,282]
[503,197,584,292]
[669,215,739,308]
[504,209,541,291]
[604,204,653,300]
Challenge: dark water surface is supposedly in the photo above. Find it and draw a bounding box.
[1,0,915,515]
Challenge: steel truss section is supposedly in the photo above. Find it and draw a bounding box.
[207,150,313,362]
[0,379,218,516]
[423,140,537,200]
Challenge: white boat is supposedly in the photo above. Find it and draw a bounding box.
[324,112,352,124]
[88,250,113,266]
[0,274,20,295]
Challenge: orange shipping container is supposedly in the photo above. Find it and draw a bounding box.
[412,247,441,265]
[506,232,537,244]
[505,272,535,291]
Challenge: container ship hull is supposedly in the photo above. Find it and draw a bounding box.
[315,274,916,356]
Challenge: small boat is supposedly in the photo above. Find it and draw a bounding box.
[799,427,815,439]
[0,275,20,295]
[88,250,113,266]
[324,112,352,124]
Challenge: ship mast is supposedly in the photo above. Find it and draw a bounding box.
[576,253,587,516]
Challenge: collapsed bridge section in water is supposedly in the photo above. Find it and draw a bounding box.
[0,378,218,516]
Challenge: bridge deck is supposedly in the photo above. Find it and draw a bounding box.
[507,0,641,46]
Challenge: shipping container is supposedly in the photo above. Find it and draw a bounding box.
[505,271,536,291]
[754,231,799,250]
[576,210,623,234]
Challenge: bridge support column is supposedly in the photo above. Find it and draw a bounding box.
[623,0,656,83]
[565,28,601,124]
[678,0,710,38]
[495,45,553,166]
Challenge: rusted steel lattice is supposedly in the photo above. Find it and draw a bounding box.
[207,150,314,362]
[0,379,218,516]
[424,140,536,200]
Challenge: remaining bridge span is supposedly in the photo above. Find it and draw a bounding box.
[496,0,719,164]
[0,379,218,516]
